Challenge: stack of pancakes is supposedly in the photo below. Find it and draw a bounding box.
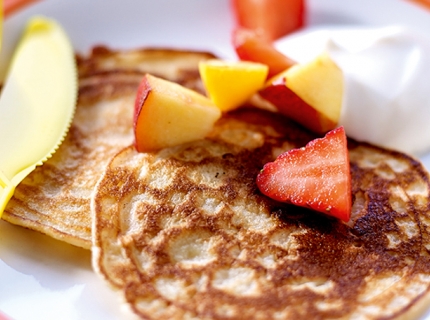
[4,47,430,320]
[3,47,215,249]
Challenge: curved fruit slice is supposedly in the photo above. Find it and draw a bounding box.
[0,16,77,215]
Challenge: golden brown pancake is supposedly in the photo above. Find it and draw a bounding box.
[2,46,216,249]
[92,108,430,320]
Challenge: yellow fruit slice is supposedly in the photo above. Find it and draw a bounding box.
[199,59,268,111]
[0,16,77,216]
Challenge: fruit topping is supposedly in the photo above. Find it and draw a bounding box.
[133,74,221,152]
[232,28,296,78]
[199,59,268,111]
[230,0,306,41]
[256,126,351,221]
[259,52,343,134]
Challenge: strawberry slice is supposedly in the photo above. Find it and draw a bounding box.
[256,126,351,222]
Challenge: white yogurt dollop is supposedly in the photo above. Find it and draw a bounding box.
[275,26,430,155]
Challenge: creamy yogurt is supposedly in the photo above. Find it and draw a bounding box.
[275,26,430,155]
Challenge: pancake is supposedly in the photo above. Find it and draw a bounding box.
[2,46,215,249]
[92,107,430,320]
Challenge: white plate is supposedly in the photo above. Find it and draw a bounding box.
[1,0,430,319]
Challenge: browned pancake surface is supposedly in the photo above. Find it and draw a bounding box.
[92,108,430,319]
[2,47,215,249]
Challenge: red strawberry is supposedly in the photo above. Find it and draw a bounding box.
[256,126,351,222]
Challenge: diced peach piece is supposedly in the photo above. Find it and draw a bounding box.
[199,59,268,111]
[232,28,296,78]
[259,81,336,134]
[260,53,343,134]
[134,74,221,152]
